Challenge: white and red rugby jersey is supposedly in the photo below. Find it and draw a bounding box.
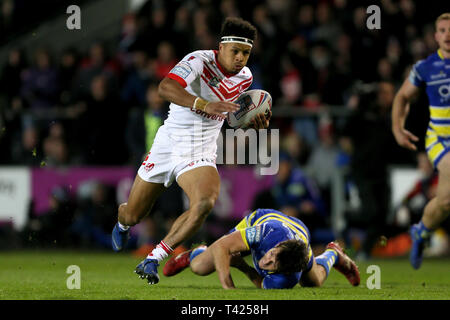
[161,50,253,158]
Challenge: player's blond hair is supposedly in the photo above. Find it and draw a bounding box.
[435,13,450,29]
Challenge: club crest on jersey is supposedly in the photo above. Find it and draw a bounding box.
[208,77,220,88]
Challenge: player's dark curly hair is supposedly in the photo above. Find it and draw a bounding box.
[275,240,309,274]
[220,17,257,41]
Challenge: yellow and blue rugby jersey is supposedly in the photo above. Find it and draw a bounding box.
[409,49,450,166]
[230,208,314,289]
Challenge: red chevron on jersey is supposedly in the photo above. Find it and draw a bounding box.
[204,64,253,92]
[202,66,252,100]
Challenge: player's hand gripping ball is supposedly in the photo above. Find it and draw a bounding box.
[227,89,272,129]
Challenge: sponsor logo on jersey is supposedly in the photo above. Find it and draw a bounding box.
[171,62,192,79]
[246,225,262,245]
[190,107,225,121]
[433,61,445,67]
[431,71,446,80]
[438,84,450,99]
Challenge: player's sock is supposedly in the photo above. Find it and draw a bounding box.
[118,222,130,231]
[415,221,431,240]
[189,246,207,262]
[315,248,338,277]
[147,240,173,262]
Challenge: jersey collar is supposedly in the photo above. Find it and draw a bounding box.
[437,49,450,60]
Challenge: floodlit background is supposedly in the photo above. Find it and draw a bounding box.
[0,0,449,265]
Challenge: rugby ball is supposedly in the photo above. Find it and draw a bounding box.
[227,89,272,129]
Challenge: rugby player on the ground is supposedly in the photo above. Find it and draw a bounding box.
[163,208,360,289]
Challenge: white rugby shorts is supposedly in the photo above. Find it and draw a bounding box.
[137,126,217,187]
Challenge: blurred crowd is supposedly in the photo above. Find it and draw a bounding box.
[0,0,449,258]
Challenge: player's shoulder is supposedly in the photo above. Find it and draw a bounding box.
[239,66,252,80]
[183,50,214,62]
[414,52,443,70]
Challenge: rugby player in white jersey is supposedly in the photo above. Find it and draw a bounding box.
[392,13,450,269]
[111,17,270,285]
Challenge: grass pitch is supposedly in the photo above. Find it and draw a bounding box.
[0,250,449,300]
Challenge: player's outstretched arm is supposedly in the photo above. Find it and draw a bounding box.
[392,78,420,151]
[158,78,239,116]
[209,231,250,289]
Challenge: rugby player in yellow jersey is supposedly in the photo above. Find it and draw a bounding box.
[163,209,360,289]
[392,13,450,269]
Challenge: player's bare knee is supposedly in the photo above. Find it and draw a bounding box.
[118,203,141,226]
[191,196,216,219]
[118,203,127,214]
[437,197,450,215]
[190,259,203,275]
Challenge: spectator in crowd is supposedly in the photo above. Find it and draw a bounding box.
[77,74,127,165]
[253,152,327,235]
[121,49,153,108]
[11,120,42,166]
[20,48,59,110]
[125,82,168,168]
[21,186,75,247]
[58,47,80,106]
[154,41,177,80]
[0,48,27,104]
[306,115,340,212]
[42,122,70,167]
[340,81,411,259]
[72,42,120,101]
[70,182,118,248]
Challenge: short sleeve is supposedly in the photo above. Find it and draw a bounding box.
[408,60,425,87]
[166,53,203,88]
[239,225,263,250]
[262,273,300,289]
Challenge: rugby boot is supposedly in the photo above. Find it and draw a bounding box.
[111,223,130,252]
[326,241,360,286]
[163,245,207,276]
[135,258,160,285]
[409,223,430,270]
